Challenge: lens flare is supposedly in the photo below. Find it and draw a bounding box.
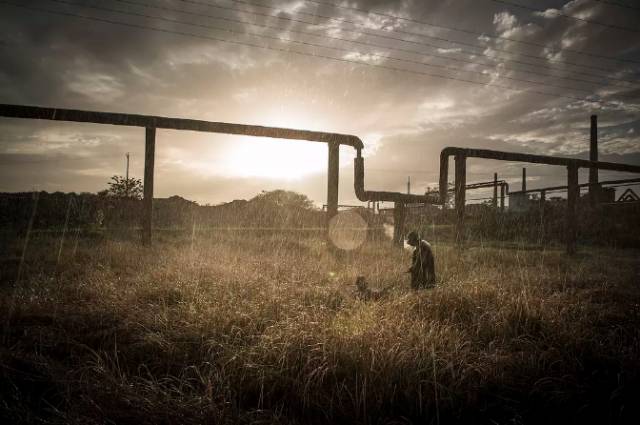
[328,210,368,250]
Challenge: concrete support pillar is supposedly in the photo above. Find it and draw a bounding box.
[454,153,466,246]
[142,127,156,245]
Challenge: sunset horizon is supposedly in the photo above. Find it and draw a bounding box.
[2,1,640,424]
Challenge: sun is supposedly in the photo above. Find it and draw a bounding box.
[222,109,333,180]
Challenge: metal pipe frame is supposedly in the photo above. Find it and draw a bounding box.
[0,103,366,244]
[353,150,439,245]
[438,147,640,204]
[508,177,640,196]
[353,151,438,204]
[0,104,364,149]
[1,103,429,246]
[447,179,510,207]
[438,147,640,253]
[447,180,509,191]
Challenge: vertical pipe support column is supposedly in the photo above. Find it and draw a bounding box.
[500,184,505,212]
[142,127,156,245]
[493,172,498,209]
[326,141,339,228]
[522,167,527,192]
[539,189,546,243]
[393,202,406,246]
[589,114,598,206]
[566,164,579,255]
[454,153,466,247]
[439,153,449,206]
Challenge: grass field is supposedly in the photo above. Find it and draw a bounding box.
[1,232,640,424]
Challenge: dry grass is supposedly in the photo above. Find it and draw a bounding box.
[1,232,640,424]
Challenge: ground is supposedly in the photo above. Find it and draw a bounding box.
[1,231,639,424]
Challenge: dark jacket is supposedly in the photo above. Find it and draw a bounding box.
[410,240,436,288]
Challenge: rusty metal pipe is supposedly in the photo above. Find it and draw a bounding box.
[440,147,640,172]
[1,103,370,246]
[354,151,437,204]
[439,146,640,204]
[439,146,640,254]
[0,103,365,150]
[447,180,509,192]
[509,177,640,196]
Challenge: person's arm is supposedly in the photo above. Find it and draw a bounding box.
[408,249,418,273]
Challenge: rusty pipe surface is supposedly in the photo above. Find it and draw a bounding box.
[0,104,364,150]
[441,147,640,171]
[447,180,509,192]
[509,177,640,195]
[439,146,640,204]
[0,103,443,205]
[354,152,438,204]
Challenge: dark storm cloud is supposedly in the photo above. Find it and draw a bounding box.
[1,0,639,204]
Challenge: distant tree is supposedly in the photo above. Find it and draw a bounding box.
[101,175,143,199]
[251,190,315,210]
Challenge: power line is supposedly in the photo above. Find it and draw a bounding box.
[593,0,640,12]
[224,0,640,65]
[40,0,601,94]
[490,0,640,34]
[106,0,630,91]
[186,0,637,77]
[177,0,638,85]
[0,1,610,104]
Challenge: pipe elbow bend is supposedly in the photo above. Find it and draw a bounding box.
[353,157,368,202]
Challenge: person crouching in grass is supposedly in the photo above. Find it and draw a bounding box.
[406,231,436,289]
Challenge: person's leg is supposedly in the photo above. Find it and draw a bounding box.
[410,273,420,289]
[425,251,436,286]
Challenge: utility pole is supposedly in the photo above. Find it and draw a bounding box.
[407,176,411,194]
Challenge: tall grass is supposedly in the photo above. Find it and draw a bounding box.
[1,232,639,424]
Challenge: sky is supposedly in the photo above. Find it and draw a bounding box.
[0,0,639,206]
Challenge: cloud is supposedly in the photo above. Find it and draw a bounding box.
[534,8,562,20]
[0,0,638,204]
[493,11,518,33]
[342,51,386,64]
[66,73,125,103]
[436,47,462,54]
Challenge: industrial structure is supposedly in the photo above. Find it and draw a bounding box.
[0,103,436,246]
[3,105,640,254]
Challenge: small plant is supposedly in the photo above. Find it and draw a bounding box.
[100,175,143,199]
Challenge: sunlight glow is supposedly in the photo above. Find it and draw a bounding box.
[222,109,331,180]
[223,137,328,179]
